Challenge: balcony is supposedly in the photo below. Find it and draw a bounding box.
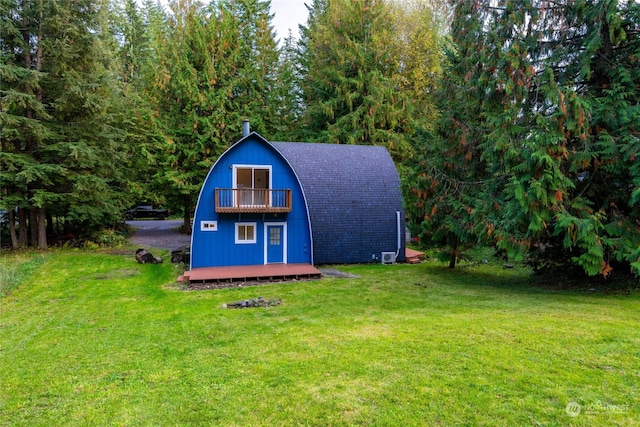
[215,188,292,214]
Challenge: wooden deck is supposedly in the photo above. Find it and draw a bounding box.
[180,263,322,283]
[180,249,425,283]
[405,248,426,264]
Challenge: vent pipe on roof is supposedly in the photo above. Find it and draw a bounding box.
[242,119,250,137]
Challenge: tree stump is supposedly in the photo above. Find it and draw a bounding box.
[135,249,162,264]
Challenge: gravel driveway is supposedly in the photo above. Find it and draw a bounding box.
[127,220,191,251]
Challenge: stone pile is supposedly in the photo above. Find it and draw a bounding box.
[223,297,282,309]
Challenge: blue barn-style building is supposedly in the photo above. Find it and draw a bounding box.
[190,130,405,271]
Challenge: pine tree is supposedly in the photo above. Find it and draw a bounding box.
[225,0,282,134]
[108,0,167,208]
[269,31,304,140]
[298,0,425,161]
[1,0,125,248]
[150,0,283,231]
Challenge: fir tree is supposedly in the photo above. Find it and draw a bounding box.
[269,31,304,140]
[108,0,168,209]
[1,0,125,248]
[297,0,439,164]
[151,0,283,231]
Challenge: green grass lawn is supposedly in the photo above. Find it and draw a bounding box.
[1,250,639,426]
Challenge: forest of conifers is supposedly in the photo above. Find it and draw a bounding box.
[1,0,639,279]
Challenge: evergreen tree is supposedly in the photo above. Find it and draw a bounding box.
[405,1,491,267]
[108,0,168,208]
[1,0,125,248]
[269,31,304,140]
[389,0,445,127]
[288,0,326,142]
[225,0,282,134]
[300,0,408,149]
[150,0,283,231]
[420,0,640,277]
[297,0,438,163]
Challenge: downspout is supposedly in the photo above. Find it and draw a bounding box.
[395,211,401,259]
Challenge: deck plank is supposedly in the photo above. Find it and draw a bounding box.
[182,263,322,283]
[405,248,425,259]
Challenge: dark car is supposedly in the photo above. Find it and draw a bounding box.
[124,206,171,220]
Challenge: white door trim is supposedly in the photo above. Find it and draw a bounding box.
[264,222,287,264]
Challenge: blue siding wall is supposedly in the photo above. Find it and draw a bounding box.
[191,136,312,268]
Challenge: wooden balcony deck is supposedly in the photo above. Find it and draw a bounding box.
[215,188,292,214]
[180,263,322,284]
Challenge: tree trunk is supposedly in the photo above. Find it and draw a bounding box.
[448,255,457,269]
[18,207,28,247]
[36,207,47,249]
[8,210,18,249]
[448,236,458,269]
[183,195,192,234]
[29,208,38,246]
[46,211,54,237]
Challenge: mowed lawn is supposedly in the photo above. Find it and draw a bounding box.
[1,250,639,426]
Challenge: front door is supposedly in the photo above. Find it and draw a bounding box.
[266,224,284,264]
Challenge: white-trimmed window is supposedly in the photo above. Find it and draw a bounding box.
[235,222,256,244]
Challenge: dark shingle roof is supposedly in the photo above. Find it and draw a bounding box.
[270,142,404,264]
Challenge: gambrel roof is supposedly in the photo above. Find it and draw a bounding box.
[270,141,405,264]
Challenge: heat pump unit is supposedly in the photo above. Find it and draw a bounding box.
[381,252,396,265]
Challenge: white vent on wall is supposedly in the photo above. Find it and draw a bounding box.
[381,252,396,265]
[200,221,218,232]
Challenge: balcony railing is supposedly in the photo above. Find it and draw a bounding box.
[215,188,292,213]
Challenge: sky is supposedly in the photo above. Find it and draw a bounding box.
[269,0,309,42]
